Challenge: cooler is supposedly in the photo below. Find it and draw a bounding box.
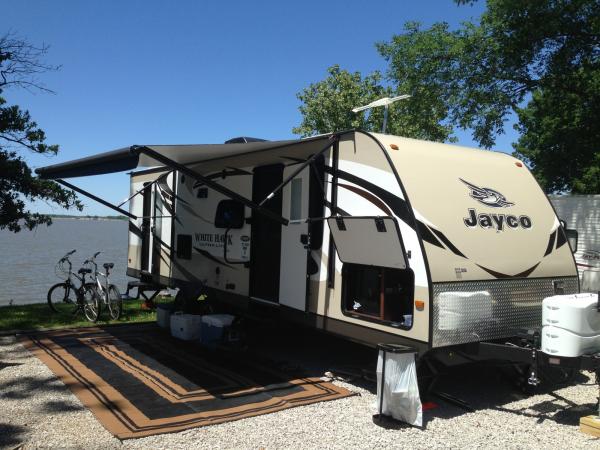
[156,303,175,329]
[170,312,203,341]
[200,314,235,346]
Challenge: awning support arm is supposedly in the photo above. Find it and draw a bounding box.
[117,170,171,208]
[56,179,138,220]
[133,146,289,225]
[258,135,338,207]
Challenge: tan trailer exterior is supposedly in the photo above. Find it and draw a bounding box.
[123,131,578,352]
[35,129,579,354]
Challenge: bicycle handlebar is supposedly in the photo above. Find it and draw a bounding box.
[84,251,104,275]
[61,249,76,261]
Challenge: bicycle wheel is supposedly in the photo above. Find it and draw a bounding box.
[107,285,123,320]
[82,284,100,323]
[47,283,76,313]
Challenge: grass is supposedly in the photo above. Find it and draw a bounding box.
[0,297,172,333]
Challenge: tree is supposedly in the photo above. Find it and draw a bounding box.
[295,0,599,193]
[380,0,600,193]
[0,33,81,232]
[293,65,386,137]
[293,65,455,142]
[513,68,600,193]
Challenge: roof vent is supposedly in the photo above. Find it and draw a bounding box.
[224,137,268,144]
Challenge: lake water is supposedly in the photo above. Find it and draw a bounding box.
[0,219,130,306]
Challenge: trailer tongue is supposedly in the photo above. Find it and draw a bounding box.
[428,292,600,397]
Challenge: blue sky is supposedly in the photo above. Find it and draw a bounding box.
[2,0,515,216]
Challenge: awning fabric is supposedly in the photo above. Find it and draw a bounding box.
[35,134,338,180]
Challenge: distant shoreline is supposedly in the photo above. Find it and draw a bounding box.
[48,214,128,221]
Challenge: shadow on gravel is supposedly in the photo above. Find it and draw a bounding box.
[394,364,597,428]
[243,320,599,429]
[0,375,66,400]
[0,361,22,371]
[42,399,84,414]
[0,423,27,448]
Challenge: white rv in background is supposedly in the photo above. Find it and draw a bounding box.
[550,195,600,291]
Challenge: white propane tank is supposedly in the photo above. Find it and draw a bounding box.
[541,293,600,357]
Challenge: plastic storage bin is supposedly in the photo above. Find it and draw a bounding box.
[156,303,175,329]
[170,312,203,341]
[200,314,235,346]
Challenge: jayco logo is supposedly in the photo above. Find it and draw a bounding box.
[460,178,514,208]
[460,179,532,231]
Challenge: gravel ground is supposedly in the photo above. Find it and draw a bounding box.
[1,333,599,450]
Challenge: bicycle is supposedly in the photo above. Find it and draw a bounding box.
[47,250,100,322]
[85,252,123,320]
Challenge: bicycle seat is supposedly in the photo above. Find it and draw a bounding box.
[78,268,92,274]
[103,263,114,269]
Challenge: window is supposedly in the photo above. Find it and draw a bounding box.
[290,178,303,221]
[153,188,163,237]
[342,263,414,328]
[214,200,245,229]
[176,234,192,260]
[308,155,326,249]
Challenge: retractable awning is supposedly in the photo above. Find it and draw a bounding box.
[35,134,337,180]
[35,132,343,225]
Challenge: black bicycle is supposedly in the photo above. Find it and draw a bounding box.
[47,250,100,322]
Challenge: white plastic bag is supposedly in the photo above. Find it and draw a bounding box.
[375,350,422,427]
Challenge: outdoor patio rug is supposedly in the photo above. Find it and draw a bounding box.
[20,324,354,439]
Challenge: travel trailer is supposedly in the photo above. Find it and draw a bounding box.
[37,130,600,383]
[550,195,600,292]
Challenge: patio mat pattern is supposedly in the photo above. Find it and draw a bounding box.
[20,324,353,439]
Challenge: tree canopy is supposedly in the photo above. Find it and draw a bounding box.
[0,33,81,232]
[294,0,599,193]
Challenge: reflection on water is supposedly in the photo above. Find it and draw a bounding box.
[0,219,130,305]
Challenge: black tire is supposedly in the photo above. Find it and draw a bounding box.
[47,283,76,313]
[82,284,101,323]
[107,284,123,320]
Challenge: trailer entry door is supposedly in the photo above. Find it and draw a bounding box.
[279,166,310,311]
[151,182,164,276]
[249,164,284,303]
[327,216,408,269]
[140,182,153,272]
